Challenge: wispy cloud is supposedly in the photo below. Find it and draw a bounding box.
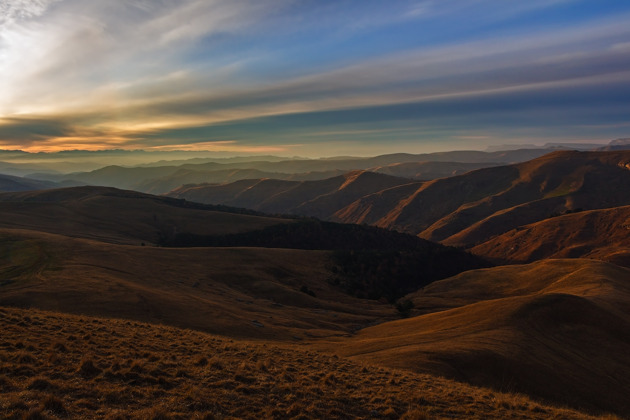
[1,0,629,154]
[0,0,60,25]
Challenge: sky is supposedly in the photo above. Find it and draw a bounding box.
[1,0,630,156]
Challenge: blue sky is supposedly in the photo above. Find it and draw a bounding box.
[1,0,630,156]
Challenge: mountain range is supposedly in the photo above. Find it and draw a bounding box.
[1,145,629,418]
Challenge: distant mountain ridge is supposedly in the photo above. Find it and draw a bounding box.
[0,173,58,192]
[29,148,559,193]
[170,151,630,249]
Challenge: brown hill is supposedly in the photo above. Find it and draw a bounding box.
[0,186,290,245]
[170,170,415,218]
[0,306,601,420]
[171,151,630,248]
[470,205,630,267]
[0,228,392,341]
[337,151,630,246]
[318,259,630,417]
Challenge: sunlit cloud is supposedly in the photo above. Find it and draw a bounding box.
[1,0,629,154]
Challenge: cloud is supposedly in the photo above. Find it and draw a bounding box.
[1,0,630,153]
[0,0,60,25]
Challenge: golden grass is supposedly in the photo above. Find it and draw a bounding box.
[0,306,605,420]
[317,259,630,417]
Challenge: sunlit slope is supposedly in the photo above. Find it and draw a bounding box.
[0,186,290,245]
[0,306,600,420]
[470,205,630,267]
[170,170,415,218]
[170,151,630,249]
[0,228,391,340]
[339,151,630,245]
[322,259,630,417]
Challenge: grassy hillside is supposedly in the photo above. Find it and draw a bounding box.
[0,305,605,420]
[0,228,393,341]
[470,205,630,267]
[0,187,290,245]
[319,259,630,417]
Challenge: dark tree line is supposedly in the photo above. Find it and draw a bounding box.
[158,219,490,301]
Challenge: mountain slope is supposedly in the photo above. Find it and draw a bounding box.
[371,161,499,179]
[319,259,630,417]
[171,151,630,248]
[32,148,553,193]
[0,187,290,245]
[0,173,57,192]
[470,205,630,267]
[338,151,630,245]
[170,171,415,217]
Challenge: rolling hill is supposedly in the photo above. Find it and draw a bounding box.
[319,259,630,417]
[0,186,487,335]
[470,205,630,267]
[339,151,630,246]
[0,228,392,340]
[175,151,630,249]
[0,305,599,420]
[0,187,290,245]
[370,161,499,179]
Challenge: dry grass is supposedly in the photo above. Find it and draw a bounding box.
[320,259,630,417]
[0,306,604,420]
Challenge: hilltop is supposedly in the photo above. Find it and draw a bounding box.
[0,187,290,245]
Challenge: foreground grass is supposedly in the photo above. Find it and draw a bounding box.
[0,306,608,419]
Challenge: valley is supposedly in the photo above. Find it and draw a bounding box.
[1,147,629,419]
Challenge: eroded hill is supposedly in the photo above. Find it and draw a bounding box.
[470,205,630,267]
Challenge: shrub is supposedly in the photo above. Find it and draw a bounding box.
[396,300,415,318]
